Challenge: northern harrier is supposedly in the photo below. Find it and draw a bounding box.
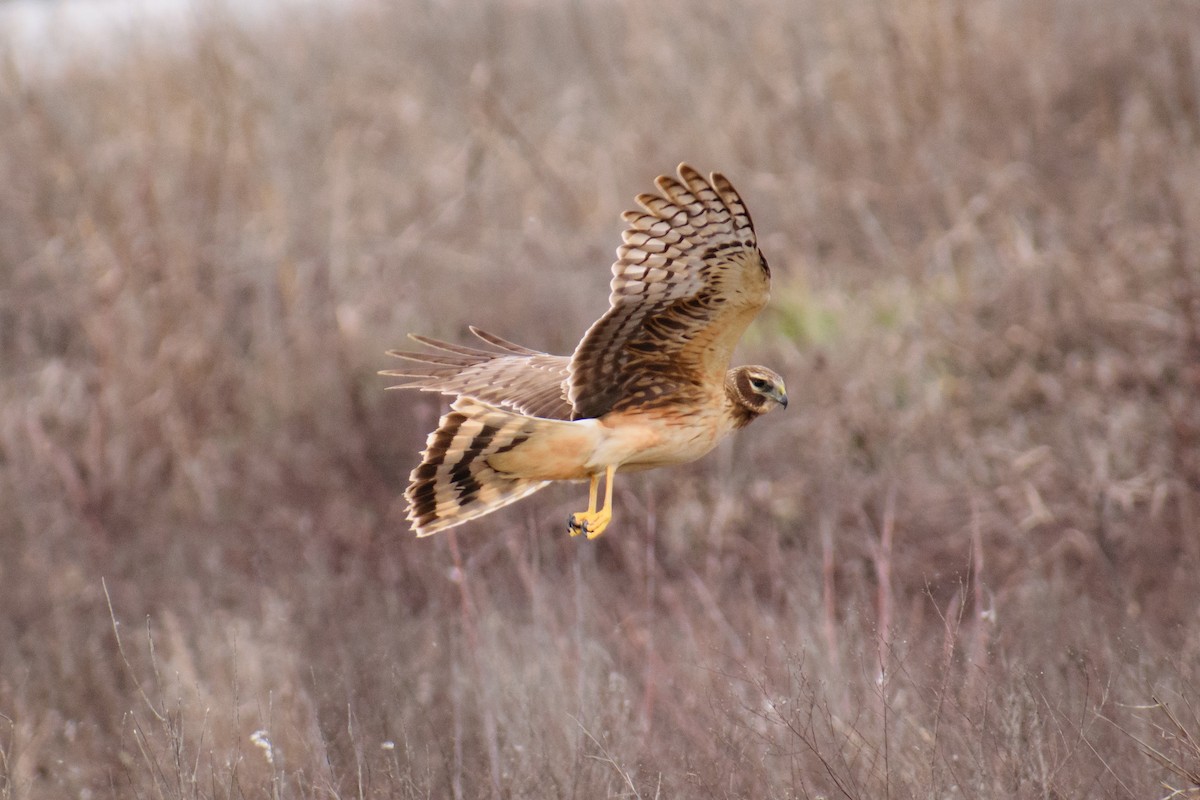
[383,164,786,538]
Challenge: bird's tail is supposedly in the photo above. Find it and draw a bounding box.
[406,398,551,536]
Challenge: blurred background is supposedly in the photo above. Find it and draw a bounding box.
[1,0,1198,796]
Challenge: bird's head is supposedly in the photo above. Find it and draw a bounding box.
[726,365,788,428]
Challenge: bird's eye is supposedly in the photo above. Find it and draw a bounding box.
[750,378,770,391]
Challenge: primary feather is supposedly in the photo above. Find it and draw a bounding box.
[382,327,573,420]
[567,164,769,420]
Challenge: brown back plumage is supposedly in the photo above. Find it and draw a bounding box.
[567,164,770,420]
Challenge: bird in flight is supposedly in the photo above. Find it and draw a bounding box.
[383,164,786,538]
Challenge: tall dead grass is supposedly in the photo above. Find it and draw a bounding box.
[1,0,1198,797]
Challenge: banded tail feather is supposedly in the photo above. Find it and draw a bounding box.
[406,398,550,536]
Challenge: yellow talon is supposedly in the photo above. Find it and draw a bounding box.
[567,466,616,538]
[585,509,612,539]
[568,508,613,539]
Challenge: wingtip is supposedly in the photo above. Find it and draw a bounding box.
[379,365,418,379]
[676,162,701,181]
[710,171,733,189]
[407,333,440,347]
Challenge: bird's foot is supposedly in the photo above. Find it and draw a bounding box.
[567,509,612,539]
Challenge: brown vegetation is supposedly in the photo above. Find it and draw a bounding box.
[1,0,1198,797]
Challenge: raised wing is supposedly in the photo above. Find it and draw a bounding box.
[567,164,770,420]
[383,327,573,420]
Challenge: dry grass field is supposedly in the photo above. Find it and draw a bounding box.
[2,0,1199,796]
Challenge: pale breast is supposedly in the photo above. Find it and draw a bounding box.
[590,406,732,473]
[484,401,735,482]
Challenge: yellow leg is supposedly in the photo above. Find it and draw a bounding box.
[586,474,599,514]
[588,465,615,539]
[567,465,616,538]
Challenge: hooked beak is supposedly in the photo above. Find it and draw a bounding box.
[771,385,789,409]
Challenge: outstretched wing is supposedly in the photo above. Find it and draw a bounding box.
[383,327,573,420]
[567,164,770,420]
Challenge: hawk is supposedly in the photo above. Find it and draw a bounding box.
[383,164,787,538]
